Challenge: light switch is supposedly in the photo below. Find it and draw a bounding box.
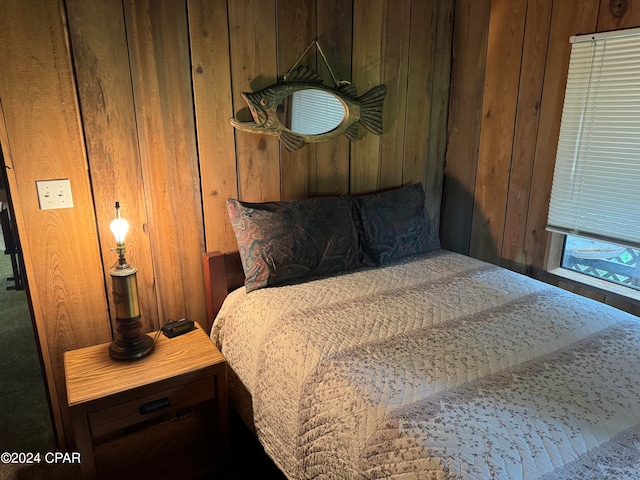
[36,179,74,210]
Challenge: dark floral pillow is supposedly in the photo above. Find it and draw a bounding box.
[350,183,440,266]
[227,196,360,292]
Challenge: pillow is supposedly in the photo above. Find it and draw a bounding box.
[350,183,440,266]
[227,196,360,292]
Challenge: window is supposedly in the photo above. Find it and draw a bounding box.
[562,235,640,290]
[547,28,640,293]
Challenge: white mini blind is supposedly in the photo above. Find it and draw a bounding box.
[290,89,345,135]
[547,28,640,249]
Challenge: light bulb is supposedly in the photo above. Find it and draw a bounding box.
[110,217,129,243]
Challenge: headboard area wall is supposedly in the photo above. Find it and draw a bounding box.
[199,0,454,242]
[0,0,454,446]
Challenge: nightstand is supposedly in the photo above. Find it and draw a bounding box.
[64,324,228,480]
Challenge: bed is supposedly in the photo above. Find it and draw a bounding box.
[202,184,640,479]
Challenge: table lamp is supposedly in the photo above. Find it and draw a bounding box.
[108,202,154,360]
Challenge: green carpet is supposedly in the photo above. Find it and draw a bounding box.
[0,230,80,479]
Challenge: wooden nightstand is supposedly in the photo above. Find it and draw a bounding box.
[64,324,228,480]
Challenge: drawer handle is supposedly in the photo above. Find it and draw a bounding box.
[139,397,171,415]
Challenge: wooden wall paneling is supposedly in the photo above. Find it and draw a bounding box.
[523,0,600,273]
[123,0,206,327]
[557,280,606,302]
[500,0,553,273]
[440,0,491,254]
[188,0,239,253]
[605,295,640,316]
[65,0,158,333]
[0,101,64,447]
[468,0,527,266]
[402,0,436,191]
[316,0,353,196]
[424,0,455,230]
[378,0,412,191]
[0,0,112,445]
[350,0,385,194]
[228,0,280,202]
[597,0,640,30]
[277,0,318,201]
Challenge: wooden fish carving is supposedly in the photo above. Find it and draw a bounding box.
[230,66,387,151]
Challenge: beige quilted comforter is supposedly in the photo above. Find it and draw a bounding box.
[211,250,640,479]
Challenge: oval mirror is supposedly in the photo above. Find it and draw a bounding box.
[277,89,347,135]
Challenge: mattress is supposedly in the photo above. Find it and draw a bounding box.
[210,250,640,479]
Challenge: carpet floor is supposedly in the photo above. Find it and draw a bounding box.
[0,226,81,479]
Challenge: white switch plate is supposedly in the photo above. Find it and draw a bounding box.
[36,179,74,210]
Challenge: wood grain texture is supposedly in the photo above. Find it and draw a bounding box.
[123,0,206,326]
[228,0,281,202]
[202,251,244,331]
[65,326,224,406]
[65,324,226,479]
[92,408,220,480]
[316,0,353,196]
[350,0,384,194]
[597,0,640,30]
[424,0,454,231]
[277,0,318,201]
[558,279,607,301]
[379,0,411,190]
[0,0,112,446]
[605,296,640,316]
[202,252,227,332]
[501,0,552,273]
[188,0,239,253]
[0,99,65,446]
[87,376,215,438]
[523,0,599,273]
[402,0,437,216]
[65,0,158,333]
[440,0,491,254]
[469,0,527,265]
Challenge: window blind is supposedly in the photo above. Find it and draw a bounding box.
[290,89,345,135]
[546,28,640,249]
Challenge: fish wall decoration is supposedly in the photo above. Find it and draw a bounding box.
[230,65,387,151]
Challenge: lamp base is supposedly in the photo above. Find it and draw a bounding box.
[109,314,155,361]
[109,333,154,361]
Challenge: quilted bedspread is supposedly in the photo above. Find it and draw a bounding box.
[211,250,640,479]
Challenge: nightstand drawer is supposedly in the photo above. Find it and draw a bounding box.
[89,376,215,438]
[65,325,228,480]
[93,404,217,480]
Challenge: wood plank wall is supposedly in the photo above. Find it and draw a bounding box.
[442,0,640,315]
[0,0,454,447]
[0,0,113,447]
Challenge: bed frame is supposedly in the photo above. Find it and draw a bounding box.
[202,251,244,333]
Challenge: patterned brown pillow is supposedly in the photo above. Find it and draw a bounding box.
[227,196,360,292]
